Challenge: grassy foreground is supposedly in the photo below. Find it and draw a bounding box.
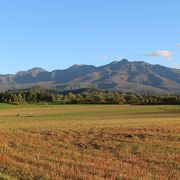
[0,104,180,179]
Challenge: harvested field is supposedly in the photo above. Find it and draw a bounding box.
[0,104,180,179]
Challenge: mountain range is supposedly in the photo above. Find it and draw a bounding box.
[1,59,180,94]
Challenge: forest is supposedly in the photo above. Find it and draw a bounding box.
[0,88,180,105]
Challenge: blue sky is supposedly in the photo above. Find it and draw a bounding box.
[0,0,180,74]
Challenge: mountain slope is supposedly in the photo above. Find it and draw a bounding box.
[0,59,180,94]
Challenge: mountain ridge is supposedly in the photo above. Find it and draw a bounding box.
[0,59,180,94]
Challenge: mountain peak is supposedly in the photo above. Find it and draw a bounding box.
[68,64,96,70]
[15,67,47,78]
[109,59,129,65]
[70,64,86,68]
[28,67,46,73]
[16,67,46,74]
[121,59,129,63]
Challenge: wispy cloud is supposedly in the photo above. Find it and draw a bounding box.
[144,50,173,61]
[115,55,124,61]
[177,43,180,47]
[101,55,109,61]
[101,54,124,61]
[171,64,180,69]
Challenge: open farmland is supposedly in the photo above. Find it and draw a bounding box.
[0,104,180,179]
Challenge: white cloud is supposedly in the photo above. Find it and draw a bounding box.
[144,50,173,61]
[177,43,180,47]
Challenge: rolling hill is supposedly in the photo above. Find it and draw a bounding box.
[1,59,180,94]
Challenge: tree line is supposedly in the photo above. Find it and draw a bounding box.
[0,88,180,105]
